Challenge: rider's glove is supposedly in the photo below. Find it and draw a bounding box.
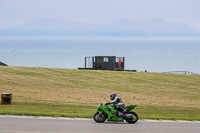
[105,102,110,106]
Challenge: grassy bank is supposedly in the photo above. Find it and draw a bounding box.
[0,66,200,121]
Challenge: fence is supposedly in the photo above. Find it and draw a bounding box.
[163,71,199,75]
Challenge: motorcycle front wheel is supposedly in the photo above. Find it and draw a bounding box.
[124,112,138,124]
[93,112,107,123]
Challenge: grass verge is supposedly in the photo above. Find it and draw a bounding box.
[0,66,200,121]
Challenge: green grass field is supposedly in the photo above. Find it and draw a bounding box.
[0,66,200,121]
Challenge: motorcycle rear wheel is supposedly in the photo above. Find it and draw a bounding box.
[93,112,107,123]
[124,112,138,124]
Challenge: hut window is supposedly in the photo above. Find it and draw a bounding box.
[103,57,108,62]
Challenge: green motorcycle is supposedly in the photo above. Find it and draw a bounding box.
[93,103,139,124]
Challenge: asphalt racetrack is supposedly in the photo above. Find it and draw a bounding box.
[0,115,199,133]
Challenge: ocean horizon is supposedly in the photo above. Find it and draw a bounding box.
[0,39,200,74]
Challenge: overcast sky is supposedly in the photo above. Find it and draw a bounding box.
[0,0,200,29]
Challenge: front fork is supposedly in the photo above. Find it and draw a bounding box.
[98,112,103,117]
[98,111,104,116]
[98,111,107,118]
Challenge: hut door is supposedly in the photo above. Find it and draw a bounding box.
[98,57,101,69]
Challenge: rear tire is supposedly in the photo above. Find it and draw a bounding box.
[124,112,138,124]
[93,112,107,123]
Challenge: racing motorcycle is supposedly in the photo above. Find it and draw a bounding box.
[93,102,138,124]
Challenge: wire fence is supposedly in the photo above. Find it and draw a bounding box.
[163,71,199,75]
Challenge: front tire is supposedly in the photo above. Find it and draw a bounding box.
[124,112,138,124]
[93,112,107,123]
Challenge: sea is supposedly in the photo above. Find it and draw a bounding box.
[0,39,200,74]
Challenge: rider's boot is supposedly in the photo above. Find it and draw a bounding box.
[118,111,126,117]
[123,108,127,113]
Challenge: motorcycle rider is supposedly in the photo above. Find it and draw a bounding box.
[105,92,126,117]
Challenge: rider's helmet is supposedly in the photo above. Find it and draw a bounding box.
[110,92,116,100]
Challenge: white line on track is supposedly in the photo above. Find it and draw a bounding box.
[0,115,200,123]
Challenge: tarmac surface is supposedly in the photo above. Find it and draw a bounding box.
[0,115,200,133]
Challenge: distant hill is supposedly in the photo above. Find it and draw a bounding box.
[0,18,200,39]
